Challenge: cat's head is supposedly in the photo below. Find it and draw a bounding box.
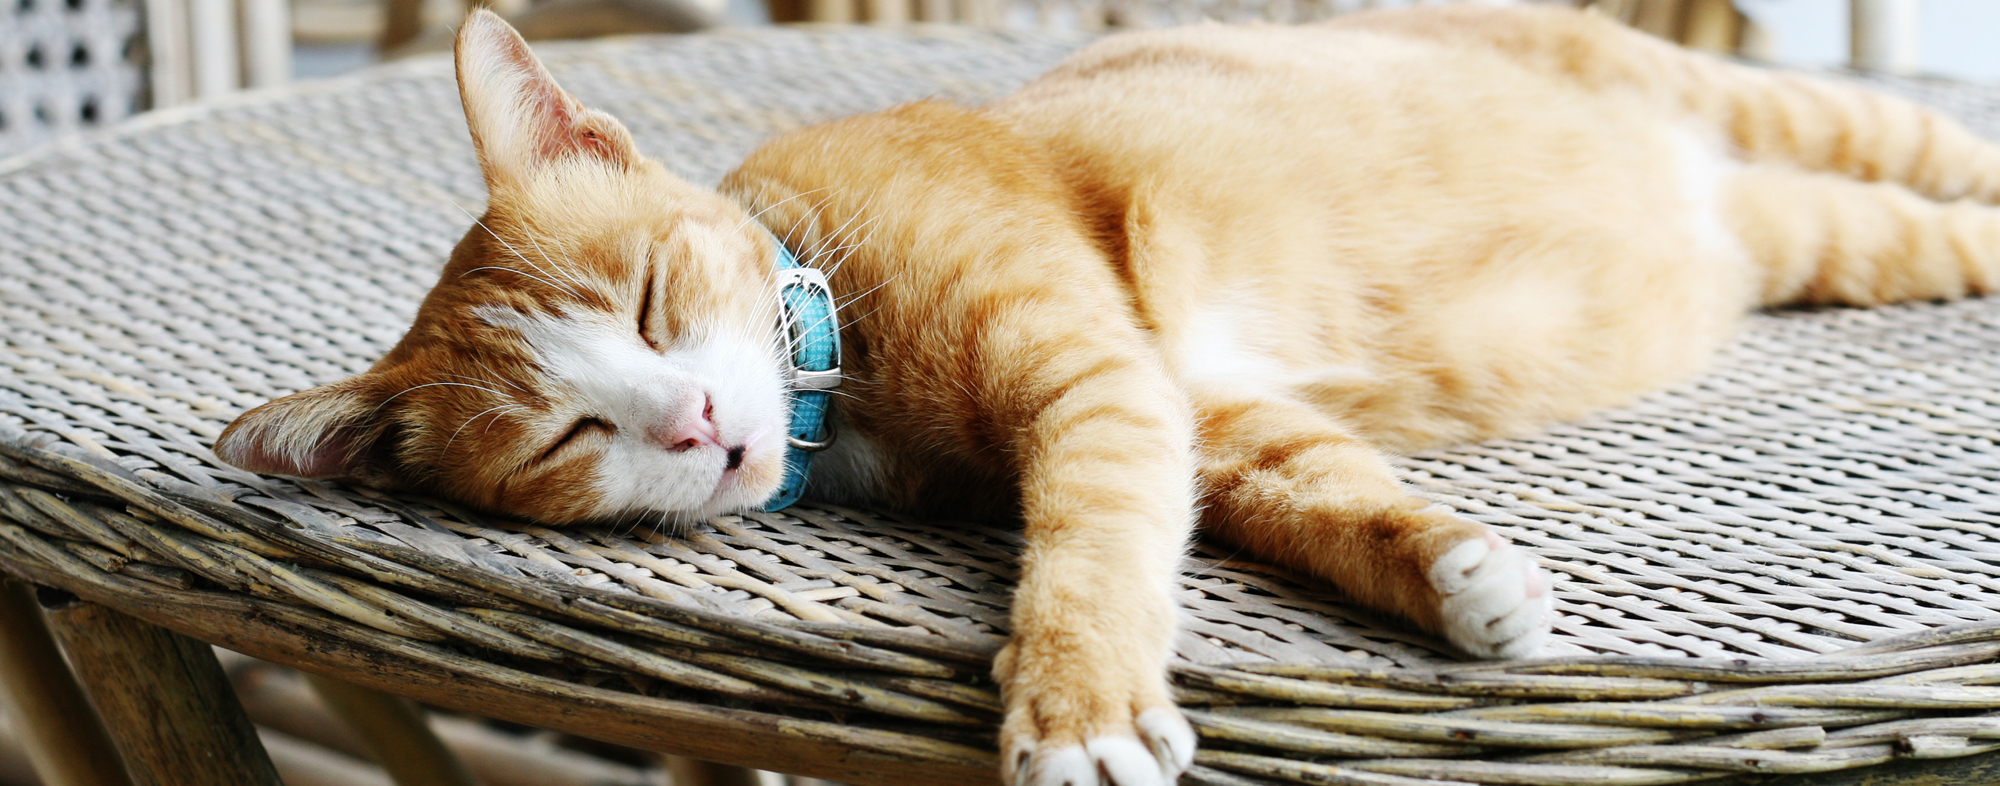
[215,11,793,525]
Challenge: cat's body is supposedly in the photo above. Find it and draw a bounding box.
[217,7,2000,784]
[781,21,1752,505]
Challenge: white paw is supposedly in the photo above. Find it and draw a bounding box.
[1430,531,1553,659]
[1004,707,1195,786]
[1137,707,1197,777]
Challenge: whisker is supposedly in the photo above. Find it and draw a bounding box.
[806,197,879,280]
[441,371,532,397]
[445,404,525,453]
[781,198,831,255]
[736,186,835,234]
[451,202,588,301]
[519,221,594,294]
[837,300,893,329]
[834,271,901,312]
[806,196,872,263]
[469,363,538,396]
[482,407,524,435]
[816,218,882,279]
[371,381,507,414]
[460,266,579,297]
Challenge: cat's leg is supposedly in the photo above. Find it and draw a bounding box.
[990,342,1200,785]
[1728,163,2000,307]
[1192,389,1553,658]
[733,100,1199,785]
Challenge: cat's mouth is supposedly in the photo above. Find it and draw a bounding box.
[698,424,784,509]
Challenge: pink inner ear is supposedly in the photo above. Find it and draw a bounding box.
[216,419,368,479]
[530,88,580,159]
[531,95,614,162]
[547,118,617,162]
[477,19,620,165]
[277,431,363,478]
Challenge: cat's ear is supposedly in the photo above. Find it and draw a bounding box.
[453,9,639,188]
[214,376,395,481]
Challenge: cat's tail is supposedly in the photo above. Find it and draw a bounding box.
[1728,163,2000,308]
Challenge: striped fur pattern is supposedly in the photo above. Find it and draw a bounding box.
[217,7,2000,784]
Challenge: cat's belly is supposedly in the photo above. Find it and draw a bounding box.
[992,23,1759,451]
[1161,125,1756,452]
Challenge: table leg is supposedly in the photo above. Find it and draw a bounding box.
[304,672,480,786]
[378,0,425,53]
[0,580,132,786]
[666,756,763,786]
[36,587,282,786]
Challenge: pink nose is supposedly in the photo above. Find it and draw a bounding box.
[649,396,722,451]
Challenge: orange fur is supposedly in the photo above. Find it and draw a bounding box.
[217,7,2000,783]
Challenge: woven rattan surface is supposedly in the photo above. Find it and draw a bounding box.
[6,26,2000,785]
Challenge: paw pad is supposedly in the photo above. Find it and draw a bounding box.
[1430,532,1553,659]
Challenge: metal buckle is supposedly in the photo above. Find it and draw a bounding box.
[787,419,837,452]
[776,267,832,301]
[776,264,840,453]
[788,367,843,390]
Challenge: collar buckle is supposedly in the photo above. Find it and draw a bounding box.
[765,233,844,510]
[788,367,843,391]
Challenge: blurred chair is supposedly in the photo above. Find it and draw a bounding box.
[1590,0,1762,56]
[376,0,723,55]
[0,0,140,157]
[754,0,1930,74]
[1850,0,1918,74]
[141,0,292,106]
[1588,0,1922,74]
[761,0,1763,52]
[0,0,288,159]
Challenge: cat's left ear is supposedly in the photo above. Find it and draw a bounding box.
[454,9,639,188]
[213,375,400,484]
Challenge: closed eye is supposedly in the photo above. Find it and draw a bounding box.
[537,417,614,464]
[637,267,660,351]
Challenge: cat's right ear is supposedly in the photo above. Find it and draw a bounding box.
[214,376,395,482]
[454,10,639,189]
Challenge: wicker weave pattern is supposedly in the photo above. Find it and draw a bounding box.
[0,0,141,157]
[6,28,2000,784]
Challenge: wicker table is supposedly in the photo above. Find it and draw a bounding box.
[7,26,2000,786]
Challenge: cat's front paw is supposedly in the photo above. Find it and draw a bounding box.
[994,644,1195,786]
[1429,531,1553,659]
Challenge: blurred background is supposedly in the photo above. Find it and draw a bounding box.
[1,0,1996,784]
[291,0,2000,81]
[1738,0,1999,80]
[4,0,1999,161]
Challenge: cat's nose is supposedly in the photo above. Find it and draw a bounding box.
[649,395,721,452]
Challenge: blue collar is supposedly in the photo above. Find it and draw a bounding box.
[763,232,842,511]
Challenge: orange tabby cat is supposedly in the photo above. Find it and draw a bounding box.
[216,6,2000,784]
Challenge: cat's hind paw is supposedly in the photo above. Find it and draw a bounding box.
[1002,706,1195,786]
[1430,531,1553,659]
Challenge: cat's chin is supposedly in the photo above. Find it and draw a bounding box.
[628,475,783,529]
[617,499,769,533]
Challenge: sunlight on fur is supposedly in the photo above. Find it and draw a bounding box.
[217,7,2000,784]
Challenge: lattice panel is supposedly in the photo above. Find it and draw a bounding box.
[0,0,141,159]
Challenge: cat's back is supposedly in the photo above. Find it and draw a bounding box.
[981,6,1675,231]
[977,7,1746,448]
[986,6,1649,160]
